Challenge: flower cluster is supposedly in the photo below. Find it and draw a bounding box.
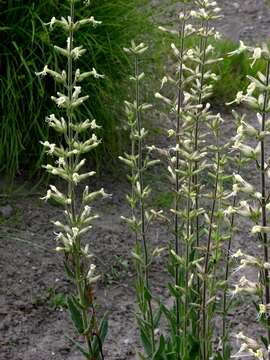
[232,332,267,360]
[156,1,235,358]
[229,41,270,358]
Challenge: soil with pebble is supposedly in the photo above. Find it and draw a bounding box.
[1,1,270,359]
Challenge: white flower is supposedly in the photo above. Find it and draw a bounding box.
[233,141,260,158]
[226,91,245,105]
[67,37,71,51]
[46,114,57,126]
[214,31,221,40]
[179,12,185,20]
[50,17,57,29]
[72,46,86,60]
[171,43,180,57]
[40,141,56,155]
[72,86,81,100]
[168,129,175,137]
[51,94,67,107]
[155,92,172,105]
[41,189,52,201]
[232,249,244,258]
[183,91,191,104]
[251,47,262,67]
[206,45,214,54]
[224,206,236,216]
[54,232,63,241]
[233,173,254,194]
[55,157,65,167]
[89,67,105,79]
[186,49,194,58]
[246,82,256,96]
[86,264,100,284]
[72,173,80,184]
[228,40,248,57]
[72,227,79,238]
[230,276,260,296]
[87,264,96,278]
[88,16,102,27]
[252,225,270,234]
[160,76,168,90]
[100,188,111,198]
[35,65,49,77]
[90,119,101,129]
[158,26,178,35]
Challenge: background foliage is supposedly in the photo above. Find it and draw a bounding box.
[0,0,262,183]
[0,0,153,180]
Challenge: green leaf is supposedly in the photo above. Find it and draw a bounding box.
[137,352,148,360]
[160,304,176,333]
[65,335,90,357]
[153,305,162,328]
[67,296,84,334]
[99,313,109,344]
[152,335,165,360]
[140,326,153,357]
[261,335,269,349]
[212,352,223,360]
[92,313,109,357]
[167,283,180,298]
[63,261,75,279]
[144,286,152,302]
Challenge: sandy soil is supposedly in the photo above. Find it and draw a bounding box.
[1,1,270,359]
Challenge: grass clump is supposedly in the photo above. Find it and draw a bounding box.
[0,0,153,180]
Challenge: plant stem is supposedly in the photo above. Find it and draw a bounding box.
[194,23,209,340]
[67,0,75,220]
[175,17,186,348]
[222,193,237,356]
[135,55,155,353]
[184,164,192,356]
[74,251,94,358]
[66,3,100,359]
[260,59,270,359]
[194,20,209,256]
[202,143,220,360]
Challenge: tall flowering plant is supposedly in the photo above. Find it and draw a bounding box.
[156,1,235,358]
[120,41,165,359]
[36,0,109,358]
[228,42,270,360]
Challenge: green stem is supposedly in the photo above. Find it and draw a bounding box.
[135,55,155,353]
[202,143,220,360]
[222,186,238,356]
[74,251,94,358]
[66,3,100,359]
[184,164,192,355]
[194,21,209,341]
[174,17,186,349]
[260,59,270,359]
[194,20,209,259]
[67,0,76,220]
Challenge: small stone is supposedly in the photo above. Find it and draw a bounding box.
[0,204,13,219]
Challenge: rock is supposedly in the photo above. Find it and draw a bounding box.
[0,204,13,219]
